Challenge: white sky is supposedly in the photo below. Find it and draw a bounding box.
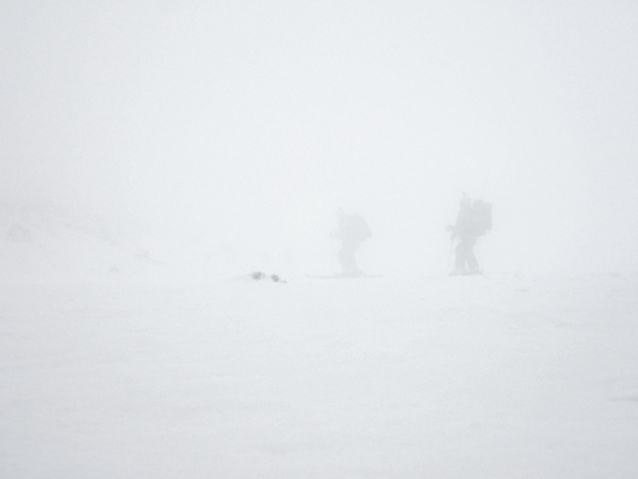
[2,1,638,275]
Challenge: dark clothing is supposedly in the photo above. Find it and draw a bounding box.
[450,203,480,273]
[338,241,363,276]
[455,235,479,272]
[335,213,371,277]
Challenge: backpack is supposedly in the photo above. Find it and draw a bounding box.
[472,200,492,236]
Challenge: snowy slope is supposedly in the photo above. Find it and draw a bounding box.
[0,202,164,281]
[1,272,637,478]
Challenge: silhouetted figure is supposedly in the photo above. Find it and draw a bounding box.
[332,210,371,277]
[446,194,492,275]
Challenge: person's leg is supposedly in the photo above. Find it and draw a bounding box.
[454,241,467,272]
[339,243,359,276]
[466,237,479,271]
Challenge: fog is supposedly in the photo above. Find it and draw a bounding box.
[2,1,638,279]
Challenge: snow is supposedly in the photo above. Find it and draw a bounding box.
[3,1,638,476]
[2,272,637,478]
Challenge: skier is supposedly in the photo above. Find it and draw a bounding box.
[446,194,491,275]
[332,209,371,277]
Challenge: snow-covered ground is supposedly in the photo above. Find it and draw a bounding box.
[2,271,637,478]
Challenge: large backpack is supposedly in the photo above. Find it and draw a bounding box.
[472,200,492,236]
